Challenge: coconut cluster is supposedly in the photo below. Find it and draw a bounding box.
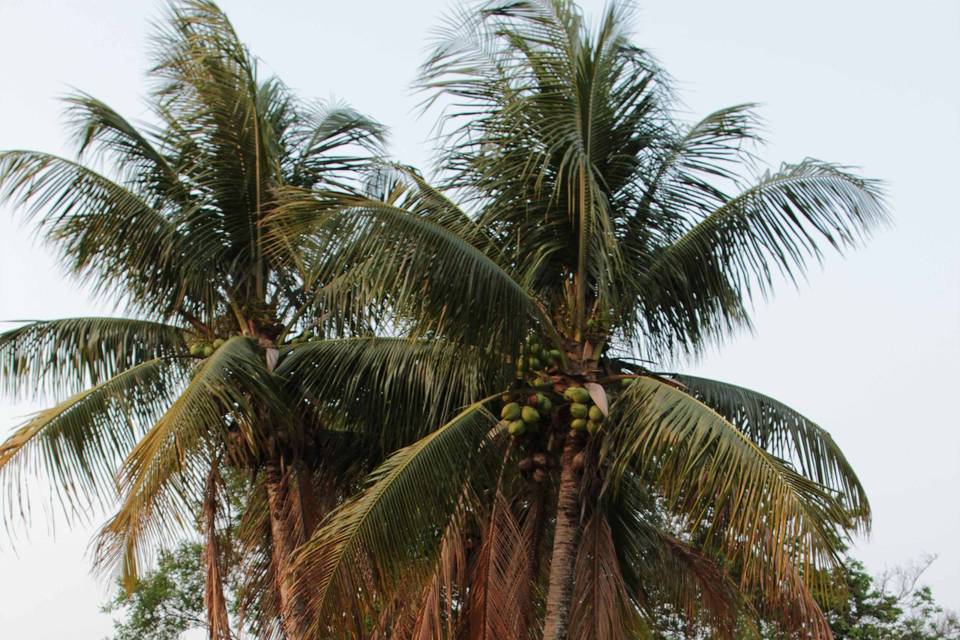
[189,337,226,358]
[499,391,553,437]
[562,385,604,435]
[514,335,562,379]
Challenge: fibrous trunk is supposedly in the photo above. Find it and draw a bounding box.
[265,458,311,639]
[203,463,233,640]
[542,431,584,640]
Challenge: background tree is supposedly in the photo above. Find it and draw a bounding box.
[102,542,212,640]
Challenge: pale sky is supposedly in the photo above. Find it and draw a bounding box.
[0,1,957,638]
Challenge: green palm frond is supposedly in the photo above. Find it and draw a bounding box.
[271,191,557,353]
[0,151,217,316]
[292,400,500,636]
[630,103,764,230]
[625,161,886,357]
[0,357,187,527]
[63,92,189,206]
[667,373,869,523]
[606,376,852,596]
[283,100,386,191]
[96,336,276,584]
[277,336,510,450]
[0,317,185,400]
[151,1,265,266]
[638,160,887,303]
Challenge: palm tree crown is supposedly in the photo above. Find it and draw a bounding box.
[0,1,391,636]
[283,1,887,638]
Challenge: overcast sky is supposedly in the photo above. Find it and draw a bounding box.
[0,1,957,638]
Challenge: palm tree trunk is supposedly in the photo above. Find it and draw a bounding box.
[542,432,584,640]
[203,463,233,640]
[265,458,310,640]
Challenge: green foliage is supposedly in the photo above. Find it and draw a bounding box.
[819,556,960,640]
[102,543,207,640]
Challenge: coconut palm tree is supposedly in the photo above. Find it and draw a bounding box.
[0,2,423,637]
[282,1,888,638]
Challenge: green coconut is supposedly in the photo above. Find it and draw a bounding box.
[189,343,204,357]
[202,344,214,357]
[570,403,588,418]
[571,418,587,430]
[588,405,604,422]
[537,393,553,413]
[508,420,526,436]
[521,406,541,424]
[587,420,601,435]
[570,387,591,404]
[563,387,577,401]
[533,375,552,389]
[549,349,562,362]
[212,338,225,349]
[501,402,522,421]
[620,377,634,388]
[528,356,542,370]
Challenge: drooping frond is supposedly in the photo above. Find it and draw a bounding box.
[668,373,869,523]
[467,489,537,640]
[0,151,216,316]
[0,357,186,528]
[292,401,500,637]
[569,509,638,640]
[282,99,386,191]
[616,104,764,355]
[63,91,189,207]
[638,160,887,309]
[605,376,852,603]
[407,504,472,640]
[605,473,743,637]
[630,103,764,232]
[276,336,510,451]
[202,459,233,640]
[96,336,275,585]
[0,317,185,400]
[234,477,285,640]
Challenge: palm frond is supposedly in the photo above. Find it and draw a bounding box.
[0,357,186,528]
[569,509,638,640]
[292,400,500,637]
[276,336,510,451]
[605,376,853,600]
[95,336,275,585]
[283,100,386,191]
[270,191,558,353]
[605,473,743,637]
[419,0,669,326]
[0,317,185,400]
[667,373,869,523]
[63,91,189,207]
[467,489,537,640]
[638,160,887,307]
[0,151,216,317]
[202,459,233,640]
